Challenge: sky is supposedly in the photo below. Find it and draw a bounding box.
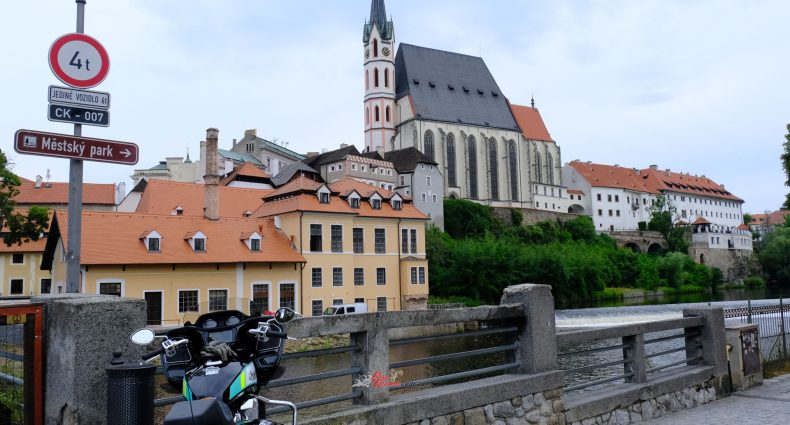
[2,0,788,214]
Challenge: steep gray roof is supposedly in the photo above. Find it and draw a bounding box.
[302,145,360,169]
[394,44,520,132]
[218,149,263,165]
[272,162,320,187]
[238,134,305,161]
[384,147,438,174]
[363,0,393,41]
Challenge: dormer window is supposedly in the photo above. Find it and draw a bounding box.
[350,198,360,208]
[173,206,183,216]
[185,231,207,252]
[320,192,330,203]
[141,231,162,252]
[372,199,381,209]
[393,200,402,210]
[251,238,261,251]
[241,232,262,252]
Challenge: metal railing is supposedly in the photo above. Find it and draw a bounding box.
[557,316,706,393]
[724,299,789,374]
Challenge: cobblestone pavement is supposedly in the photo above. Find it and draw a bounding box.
[646,374,790,424]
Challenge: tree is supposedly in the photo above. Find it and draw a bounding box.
[647,194,690,253]
[759,225,790,285]
[743,213,753,225]
[0,149,49,246]
[782,124,790,209]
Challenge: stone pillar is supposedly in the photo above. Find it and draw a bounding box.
[683,307,728,378]
[350,314,390,404]
[204,128,220,220]
[500,283,556,374]
[623,334,647,383]
[31,294,146,425]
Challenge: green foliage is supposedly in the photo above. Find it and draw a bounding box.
[743,276,766,289]
[510,208,523,226]
[758,226,790,284]
[0,149,49,246]
[782,124,790,209]
[638,221,647,231]
[647,195,690,253]
[443,199,500,239]
[743,213,753,225]
[428,295,481,307]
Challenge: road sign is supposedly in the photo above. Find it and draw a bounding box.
[48,103,110,127]
[14,129,138,165]
[49,33,110,89]
[49,85,110,109]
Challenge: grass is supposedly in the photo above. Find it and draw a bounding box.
[428,295,481,307]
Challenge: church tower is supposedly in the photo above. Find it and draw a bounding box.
[363,0,396,153]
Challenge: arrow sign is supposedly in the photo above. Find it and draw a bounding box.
[14,129,138,165]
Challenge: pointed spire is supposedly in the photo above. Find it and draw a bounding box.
[369,0,387,31]
[531,94,535,108]
[184,148,192,164]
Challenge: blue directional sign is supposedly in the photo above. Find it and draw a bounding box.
[47,103,110,127]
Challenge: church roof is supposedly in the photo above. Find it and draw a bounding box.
[363,0,393,41]
[383,147,437,173]
[510,104,554,142]
[394,44,520,132]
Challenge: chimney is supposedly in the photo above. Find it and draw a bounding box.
[204,128,220,220]
[232,138,237,148]
[244,129,257,139]
[306,152,319,158]
[649,164,658,170]
[35,175,43,188]
[340,143,349,149]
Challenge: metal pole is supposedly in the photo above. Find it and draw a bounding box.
[747,298,752,324]
[66,0,86,293]
[781,297,787,361]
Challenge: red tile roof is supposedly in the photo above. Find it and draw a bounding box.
[692,217,711,225]
[220,162,271,185]
[736,223,749,231]
[509,104,554,142]
[749,210,790,226]
[264,176,323,200]
[567,189,584,195]
[640,168,742,202]
[135,179,271,217]
[14,179,115,206]
[47,211,304,266]
[568,161,652,192]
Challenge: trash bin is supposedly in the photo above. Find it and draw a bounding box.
[107,352,157,425]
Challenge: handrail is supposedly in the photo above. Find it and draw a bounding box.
[557,316,704,348]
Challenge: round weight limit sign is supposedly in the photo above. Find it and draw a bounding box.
[49,33,110,89]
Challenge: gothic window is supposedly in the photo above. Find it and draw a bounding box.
[373,39,378,58]
[374,68,379,87]
[547,152,555,185]
[509,140,518,201]
[385,106,391,122]
[424,130,435,161]
[489,138,498,201]
[365,69,369,90]
[365,107,370,124]
[535,150,543,183]
[446,133,457,187]
[468,135,478,199]
[375,106,380,122]
[384,68,389,88]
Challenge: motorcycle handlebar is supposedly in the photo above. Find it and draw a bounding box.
[142,346,165,361]
[266,330,287,339]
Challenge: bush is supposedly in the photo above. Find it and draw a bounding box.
[638,221,647,231]
[510,208,523,226]
[743,276,766,289]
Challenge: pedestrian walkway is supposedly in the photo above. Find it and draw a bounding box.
[646,374,790,424]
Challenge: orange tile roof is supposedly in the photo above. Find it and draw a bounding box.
[509,104,554,142]
[220,162,271,185]
[48,211,305,266]
[639,168,742,202]
[568,161,653,192]
[736,223,749,231]
[135,179,271,217]
[329,177,402,199]
[692,217,712,225]
[750,210,790,226]
[567,189,584,195]
[253,194,358,217]
[264,176,323,200]
[14,179,115,206]
[0,209,55,253]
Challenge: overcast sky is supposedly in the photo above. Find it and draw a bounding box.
[2,0,788,213]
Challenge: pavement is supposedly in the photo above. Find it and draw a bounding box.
[645,374,790,424]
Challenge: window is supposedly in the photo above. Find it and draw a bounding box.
[311,267,322,287]
[615,195,619,202]
[350,197,360,208]
[11,253,23,264]
[178,290,199,313]
[432,194,437,203]
[489,138,498,201]
[375,229,386,253]
[468,136,478,199]
[372,199,381,209]
[411,267,418,284]
[333,267,343,286]
[194,238,206,252]
[419,267,426,284]
[427,176,432,187]
[319,192,330,204]
[365,70,369,91]
[10,279,23,295]
[148,237,160,252]
[209,289,228,312]
[376,268,386,285]
[410,229,417,254]
[353,228,364,253]
[447,133,457,187]
[312,300,323,317]
[355,298,364,304]
[535,153,543,183]
[250,238,261,252]
[607,195,612,202]
[333,299,344,306]
[331,225,342,252]
[252,284,269,315]
[608,210,613,216]
[279,283,295,310]
[377,297,387,312]
[424,130,435,161]
[310,224,322,252]
[100,282,122,296]
[40,278,52,294]
[374,67,379,87]
[509,140,518,201]
[598,209,602,216]
[616,210,621,217]
[546,152,554,184]
[402,229,409,254]
[384,68,389,87]
[597,194,601,201]
[354,268,364,286]
[421,193,426,202]
[365,107,370,124]
[385,106,391,122]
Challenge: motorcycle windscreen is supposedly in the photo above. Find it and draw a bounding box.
[186,362,243,400]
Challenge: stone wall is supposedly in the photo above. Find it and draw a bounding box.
[566,382,716,425]
[491,207,578,226]
[690,246,754,281]
[405,389,564,425]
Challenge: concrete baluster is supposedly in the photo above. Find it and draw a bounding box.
[350,314,390,404]
[623,334,647,383]
[500,283,556,374]
[683,307,728,377]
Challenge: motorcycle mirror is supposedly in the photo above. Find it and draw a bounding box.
[274,308,297,324]
[130,328,156,345]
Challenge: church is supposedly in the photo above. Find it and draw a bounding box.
[362,0,571,213]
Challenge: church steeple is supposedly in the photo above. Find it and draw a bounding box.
[364,0,393,42]
[363,0,396,153]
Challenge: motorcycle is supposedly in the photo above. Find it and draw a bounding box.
[130,300,300,425]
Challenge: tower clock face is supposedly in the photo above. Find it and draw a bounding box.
[382,47,390,56]
[365,49,370,59]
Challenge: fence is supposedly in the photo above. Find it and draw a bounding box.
[724,299,790,374]
[0,304,44,425]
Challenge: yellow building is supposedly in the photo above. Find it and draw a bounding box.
[253,176,429,315]
[0,237,51,297]
[42,211,305,325]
